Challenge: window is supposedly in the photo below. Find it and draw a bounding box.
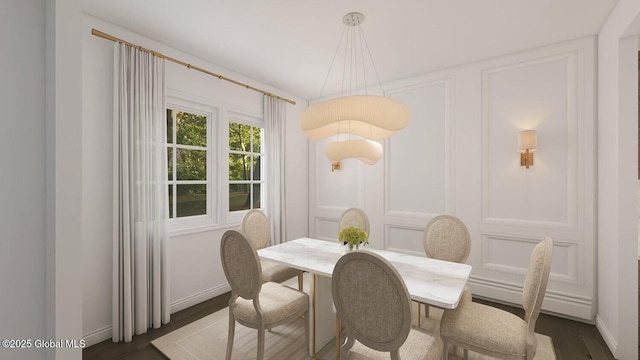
[228,122,264,212]
[165,94,263,231]
[166,106,211,222]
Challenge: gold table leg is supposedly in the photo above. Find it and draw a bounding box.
[312,274,317,357]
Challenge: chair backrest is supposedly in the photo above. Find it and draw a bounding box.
[423,215,471,263]
[522,237,553,330]
[332,251,412,354]
[220,230,263,300]
[241,209,271,250]
[339,208,370,235]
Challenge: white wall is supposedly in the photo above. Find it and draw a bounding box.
[82,14,309,346]
[2,1,84,359]
[1,1,47,359]
[597,0,640,358]
[46,1,84,358]
[309,37,597,320]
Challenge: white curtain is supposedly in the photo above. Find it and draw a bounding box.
[264,96,287,245]
[112,43,170,342]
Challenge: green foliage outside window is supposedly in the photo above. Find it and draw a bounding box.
[167,109,208,218]
[229,122,262,212]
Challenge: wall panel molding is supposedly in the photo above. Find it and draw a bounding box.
[480,50,582,229]
[385,78,454,216]
[313,137,366,210]
[479,233,581,284]
[314,217,340,241]
[384,224,426,255]
[308,36,596,321]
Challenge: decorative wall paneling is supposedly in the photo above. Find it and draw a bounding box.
[308,36,596,321]
[386,80,452,216]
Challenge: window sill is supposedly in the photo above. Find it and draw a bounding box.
[169,223,239,238]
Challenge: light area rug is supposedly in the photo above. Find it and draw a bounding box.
[152,301,556,360]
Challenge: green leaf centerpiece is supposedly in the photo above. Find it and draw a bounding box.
[338,226,368,251]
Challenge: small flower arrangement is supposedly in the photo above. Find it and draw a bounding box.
[338,226,368,249]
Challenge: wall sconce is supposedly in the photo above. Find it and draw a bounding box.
[331,161,341,172]
[518,130,537,169]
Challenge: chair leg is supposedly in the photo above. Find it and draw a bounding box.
[341,337,355,360]
[298,271,304,291]
[391,349,400,360]
[226,310,235,360]
[463,348,468,360]
[442,340,449,360]
[304,311,309,350]
[424,303,430,318]
[257,327,265,360]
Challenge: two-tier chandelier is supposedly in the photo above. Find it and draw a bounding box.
[300,12,411,166]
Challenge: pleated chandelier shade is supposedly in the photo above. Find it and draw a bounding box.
[325,139,384,165]
[300,12,411,166]
[300,95,411,141]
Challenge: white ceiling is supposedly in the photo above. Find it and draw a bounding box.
[82,0,617,101]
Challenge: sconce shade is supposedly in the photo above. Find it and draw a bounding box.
[325,139,383,165]
[301,95,411,141]
[518,130,538,152]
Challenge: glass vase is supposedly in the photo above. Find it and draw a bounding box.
[345,243,359,253]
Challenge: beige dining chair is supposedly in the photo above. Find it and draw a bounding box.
[439,237,553,360]
[332,250,443,360]
[420,215,471,321]
[339,208,370,234]
[220,230,309,360]
[241,209,303,290]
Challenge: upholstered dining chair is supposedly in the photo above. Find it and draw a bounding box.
[241,209,303,290]
[220,230,309,360]
[420,215,471,321]
[439,237,553,360]
[332,251,443,360]
[339,208,370,235]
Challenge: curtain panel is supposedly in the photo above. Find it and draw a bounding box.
[264,97,287,245]
[112,43,170,342]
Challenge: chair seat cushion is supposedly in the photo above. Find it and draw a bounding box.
[440,302,528,357]
[347,327,443,360]
[261,260,299,283]
[233,282,308,326]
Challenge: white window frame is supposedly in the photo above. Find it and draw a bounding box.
[166,93,220,234]
[226,111,266,224]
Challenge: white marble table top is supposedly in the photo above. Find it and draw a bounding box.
[258,237,472,309]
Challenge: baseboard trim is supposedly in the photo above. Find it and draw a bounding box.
[595,314,618,357]
[83,284,232,348]
[170,284,231,314]
[468,277,594,320]
[83,325,112,348]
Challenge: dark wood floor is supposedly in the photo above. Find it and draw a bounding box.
[82,292,231,360]
[83,291,616,360]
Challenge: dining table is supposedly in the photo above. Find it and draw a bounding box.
[257,237,472,359]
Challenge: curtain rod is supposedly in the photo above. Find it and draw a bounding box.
[91,28,296,105]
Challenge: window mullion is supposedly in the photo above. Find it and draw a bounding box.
[172,110,177,219]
